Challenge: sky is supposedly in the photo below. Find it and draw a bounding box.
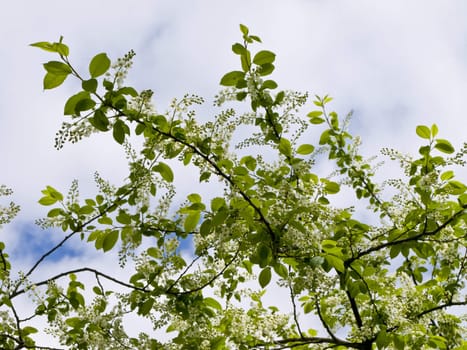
[1,0,467,346]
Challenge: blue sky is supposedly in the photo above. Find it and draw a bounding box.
[1,0,467,346]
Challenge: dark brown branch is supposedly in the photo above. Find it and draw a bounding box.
[166,247,241,295]
[347,204,467,264]
[346,290,363,328]
[11,267,146,298]
[287,269,303,338]
[417,301,467,318]
[315,299,338,341]
[14,187,137,295]
[251,335,363,350]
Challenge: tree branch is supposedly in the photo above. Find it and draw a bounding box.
[11,267,146,298]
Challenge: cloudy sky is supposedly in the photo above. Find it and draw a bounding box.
[1,0,467,346]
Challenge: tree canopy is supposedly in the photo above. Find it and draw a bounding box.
[0,25,466,349]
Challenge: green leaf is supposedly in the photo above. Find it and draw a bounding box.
[296,144,315,155]
[116,210,131,225]
[47,208,63,217]
[434,139,455,154]
[261,80,278,90]
[431,124,438,137]
[253,50,276,65]
[440,170,454,181]
[75,98,96,113]
[257,243,272,267]
[138,298,154,316]
[308,111,325,124]
[82,79,98,93]
[220,71,245,87]
[416,125,431,139]
[204,297,222,310]
[89,53,111,78]
[21,326,38,336]
[324,254,345,273]
[239,24,249,35]
[278,138,292,157]
[322,180,340,194]
[43,61,72,75]
[112,119,126,144]
[38,196,58,206]
[153,162,174,182]
[211,197,225,211]
[376,329,390,348]
[102,230,119,252]
[89,110,109,131]
[307,110,323,118]
[319,129,331,145]
[273,263,288,278]
[258,63,275,76]
[30,41,56,52]
[43,73,68,90]
[31,40,69,56]
[64,91,91,115]
[240,50,252,72]
[303,302,314,314]
[447,180,467,194]
[184,211,200,233]
[259,267,272,288]
[232,43,246,55]
[187,193,201,203]
[117,87,138,96]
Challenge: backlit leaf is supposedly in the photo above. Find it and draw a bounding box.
[153,162,174,182]
[416,125,431,139]
[43,61,72,75]
[43,73,68,90]
[102,230,118,252]
[89,53,111,78]
[297,144,315,155]
[435,139,454,154]
[184,211,200,233]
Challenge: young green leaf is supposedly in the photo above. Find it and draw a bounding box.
[232,43,246,55]
[416,125,431,139]
[435,139,455,154]
[153,162,174,182]
[38,196,58,206]
[184,211,200,233]
[278,138,292,157]
[239,24,249,35]
[297,144,315,155]
[43,73,68,90]
[220,71,245,86]
[324,254,345,273]
[82,78,98,93]
[89,53,111,78]
[204,297,222,311]
[253,50,276,65]
[43,61,72,75]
